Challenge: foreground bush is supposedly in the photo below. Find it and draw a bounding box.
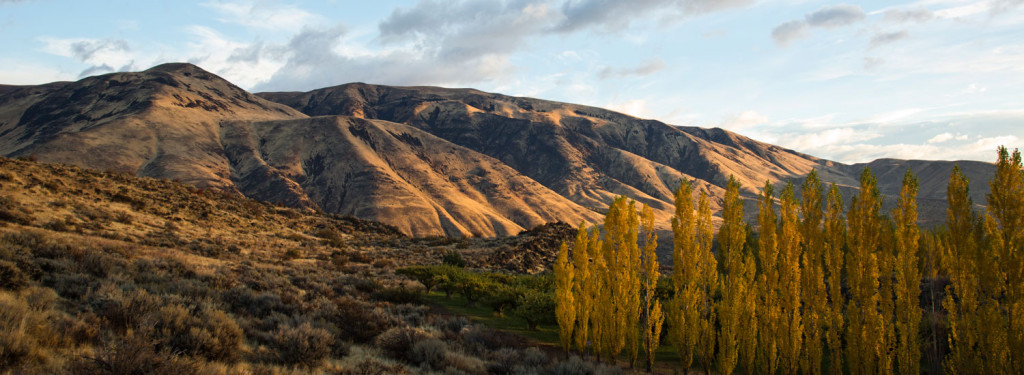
[269,322,335,368]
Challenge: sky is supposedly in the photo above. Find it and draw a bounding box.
[1,0,1022,164]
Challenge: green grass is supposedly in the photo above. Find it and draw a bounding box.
[424,291,689,370]
[424,291,560,344]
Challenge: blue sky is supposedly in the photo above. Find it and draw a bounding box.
[1,0,1022,163]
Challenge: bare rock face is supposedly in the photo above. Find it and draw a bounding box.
[0,64,997,237]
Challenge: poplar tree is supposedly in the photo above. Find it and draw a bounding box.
[846,167,884,375]
[572,222,592,355]
[877,218,896,375]
[893,169,921,375]
[670,181,699,370]
[942,164,982,373]
[640,203,663,371]
[756,180,781,374]
[624,200,642,367]
[589,225,607,362]
[824,183,845,375]
[555,240,576,353]
[778,182,804,375]
[717,176,752,375]
[596,196,640,365]
[800,170,827,375]
[988,146,1024,372]
[695,190,718,374]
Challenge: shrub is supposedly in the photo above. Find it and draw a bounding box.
[151,304,244,362]
[442,250,467,268]
[338,352,410,375]
[409,338,447,369]
[88,285,162,332]
[429,315,469,339]
[0,260,29,291]
[373,285,424,304]
[486,348,523,375]
[332,297,397,343]
[283,248,302,260]
[0,195,32,225]
[0,290,58,370]
[460,325,525,355]
[270,322,335,367]
[374,326,431,361]
[74,331,201,375]
[444,350,488,375]
[547,355,594,375]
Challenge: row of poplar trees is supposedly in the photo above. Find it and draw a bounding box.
[554,146,1024,374]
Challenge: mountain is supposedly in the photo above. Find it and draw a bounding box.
[0,63,997,236]
[258,83,995,227]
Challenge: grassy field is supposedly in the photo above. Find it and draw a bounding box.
[425,291,697,373]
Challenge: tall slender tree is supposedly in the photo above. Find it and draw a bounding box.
[718,176,752,375]
[846,167,884,375]
[942,164,983,373]
[670,181,699,370]
[988,146,1024,372]
[800,170,827,375]
[695,190,719,374]
[778,182,804,375]
[756,180,781,374]
[572,222,592,355]
[640,203,663,371]
[824,183,846,375]
[893,169,921,375]
[555,240,576,353]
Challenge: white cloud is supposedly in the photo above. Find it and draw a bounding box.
[778,127,882,152]
[597,59,666,79]
[720,110,768,131]
[771,4,866,47]
[201,1,324,32]
[38,37,137,77]
[927,132,955,143]
[869,30,909,48]
[604,99,649,118]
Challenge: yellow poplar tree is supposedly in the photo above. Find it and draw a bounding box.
[640,203,663,371]
[670,181,699,370]
[893,169,921,375]
[846,167,884,375]
[800,170,827,375]
[778,182,804,375]
[695,190,718,374]
[588,225,607,362]
[717,176,752,375]
[555,240,576,353]
[756,180,781,374]
[572,222,591,355]
[942,164,982,373]
[824,183,845,375]
[987,146,1024,372]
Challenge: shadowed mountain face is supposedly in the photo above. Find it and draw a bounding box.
[0,64,997,236]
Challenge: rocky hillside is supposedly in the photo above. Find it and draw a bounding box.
[259,83,996,227]
[0,64,997,235]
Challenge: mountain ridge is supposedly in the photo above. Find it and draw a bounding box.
[0,63,998,236]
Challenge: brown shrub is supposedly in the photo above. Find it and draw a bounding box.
[333,297,397,343]
[151,304,243,362]
[0,260,29,291]
[269,322,334,367]
[373,326,431,361]
[0,290,59,370]
[72,331,201,375]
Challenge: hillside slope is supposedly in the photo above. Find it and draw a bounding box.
[259,83,996,226]
[0,64,997,235]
